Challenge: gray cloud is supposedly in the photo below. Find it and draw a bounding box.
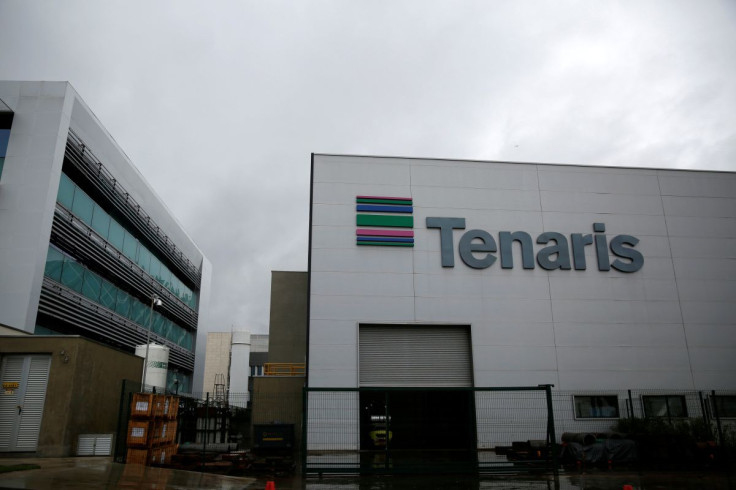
[1,0,734,390]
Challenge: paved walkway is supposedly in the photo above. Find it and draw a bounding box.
[0,456,257,489]
[1,457,734,489]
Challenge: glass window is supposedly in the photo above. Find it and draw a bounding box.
[149,257,161,282]
[713,396,736,418]
[44,246,65,282]
[108,219,125,250]
[152,312,165,336]
[170,276,180,298]
[122,231,138,261]
[132,299,148,325]
[0,157,5,179]
[71,187,95,225]
[643,395,688,418]
[159,266,172,289]
[574,395,620,418]
[0,129,9,156]
[114,290,131,318]
[137,246,151,272]
[35,325,63,335]
[160,318,173,340]
[57,173,76,209]
[81,269,102,302]
[90,206,111,238]
[100,279,117,309]
[60,259,84,292]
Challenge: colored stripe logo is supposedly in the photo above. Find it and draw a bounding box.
[356,196,414,247]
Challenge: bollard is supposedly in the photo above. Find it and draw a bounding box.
[623,485,634,490]
[265,481,276,490]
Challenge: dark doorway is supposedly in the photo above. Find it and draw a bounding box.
[359,389,477,471]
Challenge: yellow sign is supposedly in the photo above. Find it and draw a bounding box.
[3,382,19,394]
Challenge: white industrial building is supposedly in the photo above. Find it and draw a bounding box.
[305,153,736,467]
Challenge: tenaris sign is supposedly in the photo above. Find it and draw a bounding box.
[426,218,643,273]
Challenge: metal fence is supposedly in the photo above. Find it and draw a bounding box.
[114,381,252,464]
[114,381,735,475]
[302,386,736,475]
[551,388,736,469]
[303,386,557,475]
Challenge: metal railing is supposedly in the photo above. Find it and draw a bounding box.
[65,130,201,287]
[51,204,199,330]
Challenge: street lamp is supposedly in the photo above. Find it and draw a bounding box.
[141,294,163,391]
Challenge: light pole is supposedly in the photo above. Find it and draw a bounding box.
[141,294,162,391]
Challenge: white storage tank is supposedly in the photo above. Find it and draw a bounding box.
[135,344,170,391]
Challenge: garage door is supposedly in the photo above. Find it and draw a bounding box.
[359,325,472,387]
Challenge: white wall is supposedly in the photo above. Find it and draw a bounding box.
[309,155,736,392]
[229,330,251,405]
[0,81,73,332]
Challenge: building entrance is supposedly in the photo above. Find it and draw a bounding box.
[360,389,475,451]
[0,355,51,452]
[356,324,475,470]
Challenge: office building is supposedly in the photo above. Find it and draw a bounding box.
[0,81,211,395]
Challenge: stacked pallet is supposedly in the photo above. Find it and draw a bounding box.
[126,393,179,465]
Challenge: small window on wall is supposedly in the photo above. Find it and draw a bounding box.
[643,395,688,418]
[712,395,736,418]
[574,395,620,419]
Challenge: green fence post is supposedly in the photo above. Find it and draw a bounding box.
[543,385,558,478]
[302,387,308,475]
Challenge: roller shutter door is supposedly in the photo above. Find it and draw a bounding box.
[359,325,472,387]
[0,355,51,452]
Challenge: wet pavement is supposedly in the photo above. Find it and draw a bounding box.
[0,457,734,489]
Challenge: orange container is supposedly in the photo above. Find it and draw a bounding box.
[130,393,155,418]
[163,396,179,420]
[151,420,164,446]
[126,420,153,447]
[126,447,149,465]
[151,394,167,417]
[160,420,178,444]
[150,444,178,465]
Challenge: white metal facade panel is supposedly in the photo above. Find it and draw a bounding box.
[0,355,51,452]
[0,357,24,450]
[77,434,113,456]
[359,325,472,387]
[309,154,736,391]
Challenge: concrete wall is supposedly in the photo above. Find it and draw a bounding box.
[0,323,30,336]
[252,376,304,449]
[0,335,142,457]
[268,271,307,364]
[201,332,231,397]
[309,154,736,391]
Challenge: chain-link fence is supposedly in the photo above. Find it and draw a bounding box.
[304,386,557,475]
[114,380,735,475]
[114,381,252,467]
[551,388,735,469]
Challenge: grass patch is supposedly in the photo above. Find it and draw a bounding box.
[0,464,41,474]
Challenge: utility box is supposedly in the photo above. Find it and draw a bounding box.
[253,424,294,449]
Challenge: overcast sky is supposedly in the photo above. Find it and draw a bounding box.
[1,0,734,390]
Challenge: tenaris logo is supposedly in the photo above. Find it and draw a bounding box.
[426,218,643,273]
[355,196,414,247]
